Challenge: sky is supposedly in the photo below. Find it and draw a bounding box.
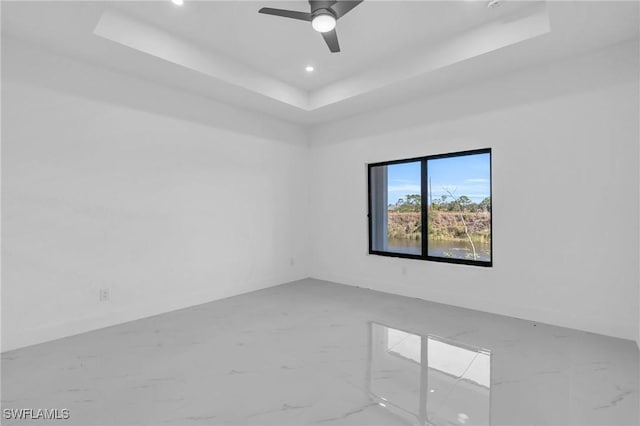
[386,153,490,205]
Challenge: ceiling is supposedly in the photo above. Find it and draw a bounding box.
[113,1,538,91]
[2,1,639,125]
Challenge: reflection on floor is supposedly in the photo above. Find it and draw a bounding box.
[2,278,638,425]
[370,323,490,425]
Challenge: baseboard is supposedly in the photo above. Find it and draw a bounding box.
[309,273,638,343]
[4,274,635,351]
[1,275,307,353]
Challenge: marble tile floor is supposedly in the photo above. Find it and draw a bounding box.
[1,278,638,425]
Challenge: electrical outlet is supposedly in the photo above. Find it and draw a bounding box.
[99,288,110,302]
[401,266,407,276]
[289,258,295,266]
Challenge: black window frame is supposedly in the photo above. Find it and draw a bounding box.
[367,148,492,267]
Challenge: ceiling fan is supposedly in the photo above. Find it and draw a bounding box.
[258,1,363,53]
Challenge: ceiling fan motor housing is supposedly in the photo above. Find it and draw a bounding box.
[312,8,336,20]
[310,0,338,14]
[258,1,364,52]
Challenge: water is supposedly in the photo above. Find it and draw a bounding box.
[386,238,421,255]
[387,238,491,262]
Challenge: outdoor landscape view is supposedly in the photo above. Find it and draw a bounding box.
[386,152,491,262]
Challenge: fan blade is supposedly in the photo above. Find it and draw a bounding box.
[258,8,312,21]
[321,29,340,53]
[331,0,363,18]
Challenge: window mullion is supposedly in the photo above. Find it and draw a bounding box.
[421,159,428,259]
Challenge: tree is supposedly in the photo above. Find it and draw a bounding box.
[444,188,478,261]
[479,196,491,213]
[446,200,459,212]
[458,196,472,210]
[395,194,421,212]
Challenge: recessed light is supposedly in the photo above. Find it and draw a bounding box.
[305,65,314,72]
[457,413,470,424]
[172,0,184,6]
[487,0,500,8]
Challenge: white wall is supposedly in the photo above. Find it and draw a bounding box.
[1,39,309,351]
[2,36,639,351]
[308,41,639,341]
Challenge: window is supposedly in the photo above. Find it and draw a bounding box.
[368,149,492,266]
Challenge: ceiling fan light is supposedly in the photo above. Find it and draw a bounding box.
[311,13,336,33]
